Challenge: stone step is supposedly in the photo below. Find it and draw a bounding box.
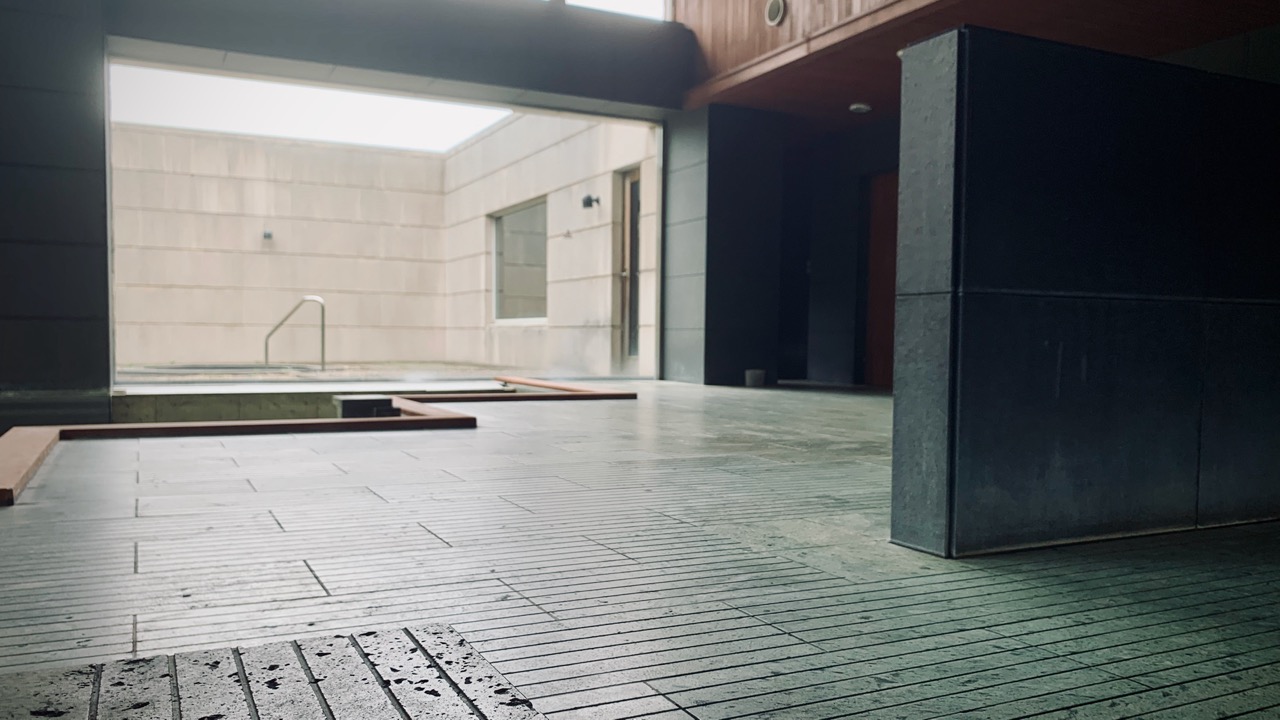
[0,625,544,720]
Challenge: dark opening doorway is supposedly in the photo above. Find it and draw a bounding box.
[775,123,899,390]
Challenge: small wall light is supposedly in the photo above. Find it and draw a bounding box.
[582,195,600,209]
[765,0,787,27]
[848,103,873,114]
[262,229,274,240]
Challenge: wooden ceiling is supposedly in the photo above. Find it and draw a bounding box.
[676,0,1280,125]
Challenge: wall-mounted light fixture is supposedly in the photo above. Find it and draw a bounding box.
[848,103,873,114]
[262,229,274,240]
[582,195,601,209]
[765,0,787,26]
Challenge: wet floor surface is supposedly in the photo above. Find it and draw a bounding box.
[2,381,1277,719]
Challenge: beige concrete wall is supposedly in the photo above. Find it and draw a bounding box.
[112,113,660,375]
[111,125,446,366]
[443,114,660,376]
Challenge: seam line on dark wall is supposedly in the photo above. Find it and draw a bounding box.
[950,289,1280,306]
[0,314,109,322]
[0,238,106,248]
[0,159,106,173]
[0,82,101,98]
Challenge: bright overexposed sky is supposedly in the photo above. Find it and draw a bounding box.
[560,0,665,19]
[109,1,664,152]
[109,65,513,153]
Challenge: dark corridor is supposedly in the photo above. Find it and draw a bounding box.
[777,124,899,390]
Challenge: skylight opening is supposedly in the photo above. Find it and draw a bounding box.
[108,64,513,154]
[559,0,666,20]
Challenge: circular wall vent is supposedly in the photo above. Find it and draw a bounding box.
[765,0,787,27]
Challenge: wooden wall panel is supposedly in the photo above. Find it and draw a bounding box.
[674,0,1280,121]
[674,0,899,79]
[673,0,800,77]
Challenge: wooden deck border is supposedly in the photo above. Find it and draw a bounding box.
[396,376,638,403]
[0,427,61,506]
[58,411,477,440]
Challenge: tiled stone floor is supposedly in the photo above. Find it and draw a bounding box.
[2,381,1278,719]
[0,624,543,719]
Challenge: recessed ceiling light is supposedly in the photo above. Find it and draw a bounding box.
[848,103,873,114]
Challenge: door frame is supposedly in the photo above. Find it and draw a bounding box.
[616,167,643,371]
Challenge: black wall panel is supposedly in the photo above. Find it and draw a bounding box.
[952,295,1202,553]
[661,105,790,386]
[893,27,1280,555]
[1198,304,1280,526]
[805,143,862,385]
[961,32,1206,299]
[889,293,955,555]
[1197,77,1280,302]
[703,105,789,386]
[0,0,110,429]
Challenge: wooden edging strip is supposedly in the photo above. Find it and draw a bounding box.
[391,396,473,417]
[492,376,637,399]
[0,427,61,506]
[493,376,609,393]
[397,377,637,403]
[57,412,476,440]
[396,391,638,403]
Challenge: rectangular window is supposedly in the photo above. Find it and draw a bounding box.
[494,201,548,319]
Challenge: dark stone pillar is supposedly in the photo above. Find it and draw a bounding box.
[661,109,710,383]
[0,0,111,429]
[892,27,1280,556]
[703,105,788,386]
[661,105,788,385]
[889,29,963,555]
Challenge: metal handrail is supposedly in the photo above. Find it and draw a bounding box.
[264,295,326,370]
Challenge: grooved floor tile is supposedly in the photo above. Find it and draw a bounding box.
[1,382,1276,719]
